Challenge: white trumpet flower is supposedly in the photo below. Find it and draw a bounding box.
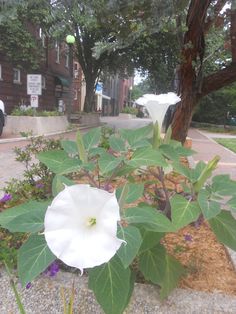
[44,184,123,273]
[136,92,180,130]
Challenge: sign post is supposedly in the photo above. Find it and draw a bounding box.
[27,74,42,108]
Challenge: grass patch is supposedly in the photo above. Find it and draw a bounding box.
[215,138,236,153]
[198,126,236,134]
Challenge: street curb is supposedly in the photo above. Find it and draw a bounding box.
[0,123,103,144]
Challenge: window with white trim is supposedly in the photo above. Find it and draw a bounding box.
[39,28,46,48]
[13,68,21,83]
[55,40,60,63]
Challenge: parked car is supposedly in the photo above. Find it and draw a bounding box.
[0,99,7,136]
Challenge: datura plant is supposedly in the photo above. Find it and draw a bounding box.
[1,118,236,314]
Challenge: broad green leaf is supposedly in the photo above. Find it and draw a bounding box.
[60,140,78,155]
[116,183,144,204]
[88,255,131,314]
[190,161,207,182]
[89,147,106,157]
[117,226,142,268]
[124,206,174,232]
[38,150,81,175]
[0,200,49,227]
[109,135,126,152]
[197,189,221,220]
[98,153,123,174]
[120,123,153,147]
[52,175,75,197]
[127,147,167,168]
[139,229,164,254]
[18,234,56,286]
[227,196,236,212]
[139,244,166,285]
[114,164,136,177]
[159,144,179,161]
[163,125,172,144]
[152,121,161,149]
[209,210,236,251]
[76,130,87,163]
[159,254,185,299]
[211,175,236,196]
[175,146,195,157]
[2,208,46,233]
[170,195,201,230]
[83,127,101,151]
[172,161,191,179]
[132,139,151,149]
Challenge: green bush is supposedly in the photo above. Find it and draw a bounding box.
[11,107,63,117]
[121,107,138,115]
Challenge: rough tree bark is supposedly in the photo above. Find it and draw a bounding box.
[171,0,235,143]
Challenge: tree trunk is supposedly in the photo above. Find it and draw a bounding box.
[83,77,96,113]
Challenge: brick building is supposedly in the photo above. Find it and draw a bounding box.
[0,26,84,114]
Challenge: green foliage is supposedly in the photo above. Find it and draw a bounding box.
[1,123,236,313]
[121,107,138,115]
[11,108,63,116]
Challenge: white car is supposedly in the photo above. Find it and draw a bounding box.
[0,99,7,136]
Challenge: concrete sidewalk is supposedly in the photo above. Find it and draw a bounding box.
[188,128,236,180]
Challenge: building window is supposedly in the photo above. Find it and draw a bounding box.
[13,68,21,83]
[74,89,78,100]
[42,76,46,89]
[0,64,2,80]
[39,28,46,48]
[55,40,60,63]
[74,62,79,78]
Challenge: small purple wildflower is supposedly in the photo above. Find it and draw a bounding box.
[25,282,32,289]
[35,183,44,189]
[44,261,60,277]
[184,234,193,242]
[0,193,12,203]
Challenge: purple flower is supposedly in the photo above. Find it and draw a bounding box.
[44,261,60,277]
[184,234,193,242]
[25,282,32,289]
[35,183,44,189]
[0,193,12,203]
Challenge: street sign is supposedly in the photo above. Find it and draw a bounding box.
[30,95,39,108]
[27,74,42,95]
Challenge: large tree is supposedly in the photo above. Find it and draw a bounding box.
[171,0,236,142]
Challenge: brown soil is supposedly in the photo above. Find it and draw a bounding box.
[163,221,236,296]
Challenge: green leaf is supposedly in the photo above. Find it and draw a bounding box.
[83,127,101,151]
[127,147,167,168]
[170,195,201,230]
[76,130,87,163]
[61,140,78,155]
[190,161,207,182]
[209,210,236,251]
[120,123,153,147]
[159,254,185,299]
[139,244,166,285]
[227,196,236,212]
[0,200,49,228]
[109,135,126,152]
[88,255,131,314]
[139,229,164,254]
[132,139,151,149]
[37,150,81,175]
[18,234,56,286]
[116,183,144,204]
[197,189,221,220]
[211,175,236,196]
[98,153,123,174]
[117,226,142,268]
[52,175,75,197]
[172,161,191,179]
[124,206,174,232]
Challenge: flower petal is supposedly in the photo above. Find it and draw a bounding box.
[44,184,123,272]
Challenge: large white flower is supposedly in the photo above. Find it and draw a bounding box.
[44,184,123,273]
[136,92,180,130]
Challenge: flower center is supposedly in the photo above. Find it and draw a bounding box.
[86,217,97,227]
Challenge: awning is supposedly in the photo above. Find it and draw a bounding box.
[55,75,70,87]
